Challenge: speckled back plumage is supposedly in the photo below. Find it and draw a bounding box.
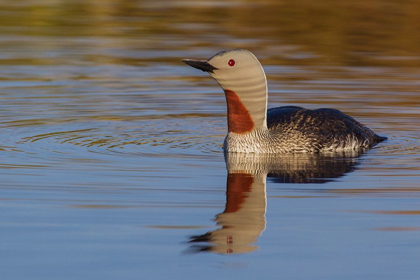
[266,106,387,153]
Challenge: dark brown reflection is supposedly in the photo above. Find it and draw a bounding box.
[226,152,362,184]
[186,151,361,254]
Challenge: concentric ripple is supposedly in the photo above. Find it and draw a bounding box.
[15,118,225,159]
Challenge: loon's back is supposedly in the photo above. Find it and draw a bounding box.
[267,106,387,152]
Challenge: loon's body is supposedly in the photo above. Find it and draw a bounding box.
[224,106,386,153]
[183,49,386,153]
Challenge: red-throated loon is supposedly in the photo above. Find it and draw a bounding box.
[182,49,387,153]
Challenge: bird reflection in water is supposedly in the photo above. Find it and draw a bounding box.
[187,151,361,254]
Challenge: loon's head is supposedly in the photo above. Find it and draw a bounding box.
[183,49,268,134]
[182,49,265,92]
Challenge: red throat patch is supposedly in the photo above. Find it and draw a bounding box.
[224,89,254,133]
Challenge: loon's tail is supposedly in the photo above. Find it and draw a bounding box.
[374,134,388,143]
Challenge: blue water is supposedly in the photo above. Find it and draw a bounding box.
[1,1,420,279]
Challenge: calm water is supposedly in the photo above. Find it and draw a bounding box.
[1,0,419,279]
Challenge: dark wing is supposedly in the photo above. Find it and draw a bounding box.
[267,106,386,149]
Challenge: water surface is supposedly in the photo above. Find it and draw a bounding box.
[0,1,419,279]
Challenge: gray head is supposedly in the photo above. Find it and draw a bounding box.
[183,49,268,133]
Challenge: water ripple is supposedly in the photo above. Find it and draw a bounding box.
[16,119,225,158]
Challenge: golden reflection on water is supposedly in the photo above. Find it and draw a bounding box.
[1,0,420,66]
[1,0,419,131]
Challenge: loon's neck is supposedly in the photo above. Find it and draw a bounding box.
[223,77,268,134]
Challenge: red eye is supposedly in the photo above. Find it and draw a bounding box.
[228,59,235,66]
